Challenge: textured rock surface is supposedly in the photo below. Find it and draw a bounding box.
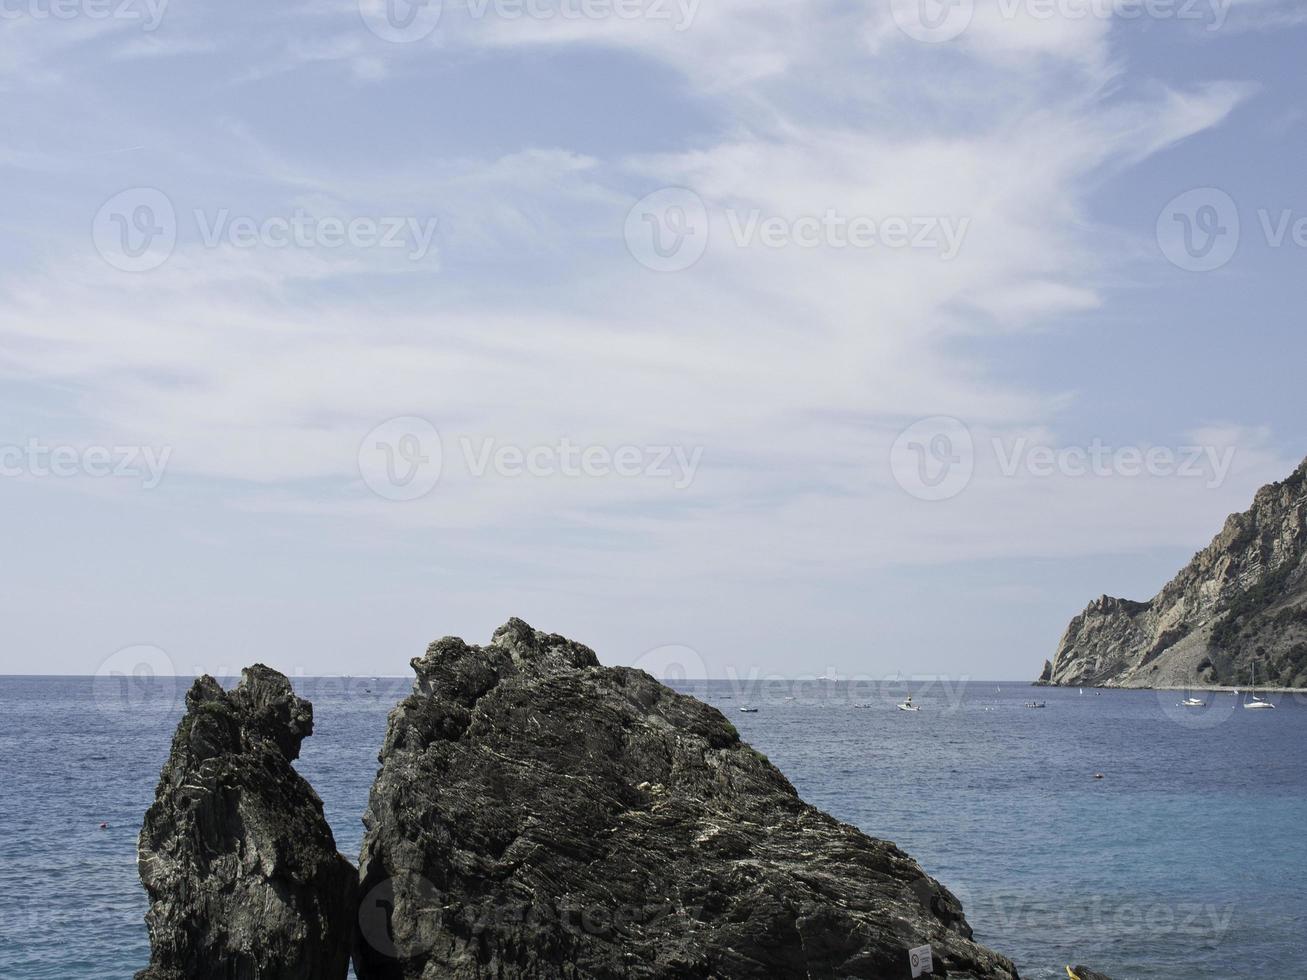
[136,666,357,980]
[1039,458,1307,689]
[356,618,1020,979]
[1068,968,1113,980]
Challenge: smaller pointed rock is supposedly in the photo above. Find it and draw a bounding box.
[136,666,356,980]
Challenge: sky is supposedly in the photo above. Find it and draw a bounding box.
[1,0,1305,682]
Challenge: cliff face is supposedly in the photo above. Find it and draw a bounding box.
[355,618,1020,979]
[1041,458,1307,688]
[136,666,357,980]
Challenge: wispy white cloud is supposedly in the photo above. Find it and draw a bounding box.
[0,0,1298,673]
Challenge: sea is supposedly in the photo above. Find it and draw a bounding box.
[1,674,1304,979]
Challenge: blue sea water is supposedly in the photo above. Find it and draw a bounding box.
[1,675,1304,979]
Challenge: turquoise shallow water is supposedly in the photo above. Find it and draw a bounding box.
[1,675,1304,979]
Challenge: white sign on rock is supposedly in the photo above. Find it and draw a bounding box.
[909,943,934,977]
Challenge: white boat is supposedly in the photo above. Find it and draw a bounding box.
[1179,685,1205,707]
[1024,700,1046,709]
[1244,664,1275,710]
[739,707,759,713]
[896,695,920,712]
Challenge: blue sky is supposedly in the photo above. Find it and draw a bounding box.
[1,0,1305,680]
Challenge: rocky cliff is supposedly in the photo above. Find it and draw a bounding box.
[1039,457,1307,688]
[354,618,1020,979]
[136,666,357,980]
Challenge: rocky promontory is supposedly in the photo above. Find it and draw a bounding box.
[136,666,357,980]
[137,626,1116,978]
[1038,457,1307,689]
[354,618,1020,979]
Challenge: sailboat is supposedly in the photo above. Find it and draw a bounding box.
[1179,683,1205,708]
[1244,663,1276,710]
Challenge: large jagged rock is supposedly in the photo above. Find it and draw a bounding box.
[1038,457,1307,689]
[136,666,357,980]
[355,618,1020,979]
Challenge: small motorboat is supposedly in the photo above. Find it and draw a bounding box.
[1024,700,1046,709]
[739,707,759,713]
[896,695,920,712]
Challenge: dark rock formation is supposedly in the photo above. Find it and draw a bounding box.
[1038,457,1307,689]
[1068,968,1113,980]
[355,618,1020,979]
[136,666,356,980]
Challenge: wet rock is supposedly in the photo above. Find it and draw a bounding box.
[1068,968,1114,980]
[355,618,1020,979]
[136,666,356,980]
